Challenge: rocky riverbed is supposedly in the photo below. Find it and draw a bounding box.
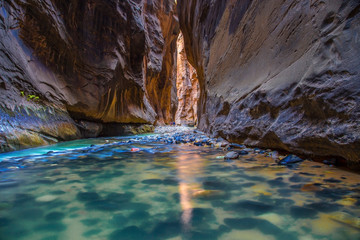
[0,127,359,240]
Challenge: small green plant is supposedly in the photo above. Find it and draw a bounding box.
[20,91,40,101]
[27,94,35,100]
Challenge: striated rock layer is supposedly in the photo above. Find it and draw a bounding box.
[177,0,360,168]
[0,0,178,152]
[175,32,199,126]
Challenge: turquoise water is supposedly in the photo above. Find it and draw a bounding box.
[0,135,360,240]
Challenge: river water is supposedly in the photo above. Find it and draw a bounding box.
[0,133,359,240]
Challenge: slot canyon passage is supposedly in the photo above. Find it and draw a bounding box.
[0,0,360,239]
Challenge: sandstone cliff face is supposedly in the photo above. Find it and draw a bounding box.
[175,32,199,125]
[0,0,178,152]
[178,0,360,168]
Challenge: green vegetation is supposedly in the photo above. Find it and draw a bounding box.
[27,95,39,101]
[20,91,40,101]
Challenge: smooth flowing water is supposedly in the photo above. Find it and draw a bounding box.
[0,134,360,240]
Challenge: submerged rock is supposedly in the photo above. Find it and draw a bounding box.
[17,208,44,220]
[270,151,279,160]
[300,184,321,192]
[315,188,351,201]
[228,200,274,215]
[267,177,287,187]
[151,221,181,239]
[238,150,249,155]
[0,217,11,227]
[290,206,318,219]
[203,179,231,190]
[229,143,245,149]
[45,212,65,222]
[109,226,149,240]
[77,192,101,202]
[141,179,163,185]
[109,215,127,227]
[224,217,282,235]
[192,189,228,200]
[83,229,102,237]
[106,192,134,203]
[35,223,67,232]
[129,211,150,220]
[191,208,216,228]
[224,151,239,159]
[278,155,303,165]
[329,212,360,229]
[305,202,341,213]
[36,195,57,202]
[289,175,311,183]
[85,200,122,212]
[81,218,101,227]
[336,197,358,207]
[324,178,342,183]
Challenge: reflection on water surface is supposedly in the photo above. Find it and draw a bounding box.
[0,135,359,240]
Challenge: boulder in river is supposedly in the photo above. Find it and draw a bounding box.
[224,151,239,159]
[278,155,303,165]
[238,150,249,155]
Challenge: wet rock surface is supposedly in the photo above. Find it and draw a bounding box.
[224,151,239,160]
[177,0,360,168]
[278,155,304,166]
[0,105,81,152]
[0,0,178,152]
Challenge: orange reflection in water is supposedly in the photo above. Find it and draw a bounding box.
[177,152,206,231]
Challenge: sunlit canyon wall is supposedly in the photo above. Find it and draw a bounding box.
[175,32,199,126]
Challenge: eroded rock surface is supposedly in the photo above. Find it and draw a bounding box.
[0,0,178,152]
[177,0,360,168]
[175,32,199,125]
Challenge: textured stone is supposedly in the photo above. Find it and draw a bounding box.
[175,32,199,125]
[177,0,360,168]
[78,121,103,138]
[224,151,239,159]
[0,0,179,152]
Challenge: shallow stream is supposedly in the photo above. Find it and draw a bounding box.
[0,133,359,240]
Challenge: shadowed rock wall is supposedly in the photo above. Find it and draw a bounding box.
[0,0,178,152]
[177,0,360,168]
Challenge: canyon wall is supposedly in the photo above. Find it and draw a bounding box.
[177,0,360,168]
[175,32,199,126]
[0,0,178,152]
